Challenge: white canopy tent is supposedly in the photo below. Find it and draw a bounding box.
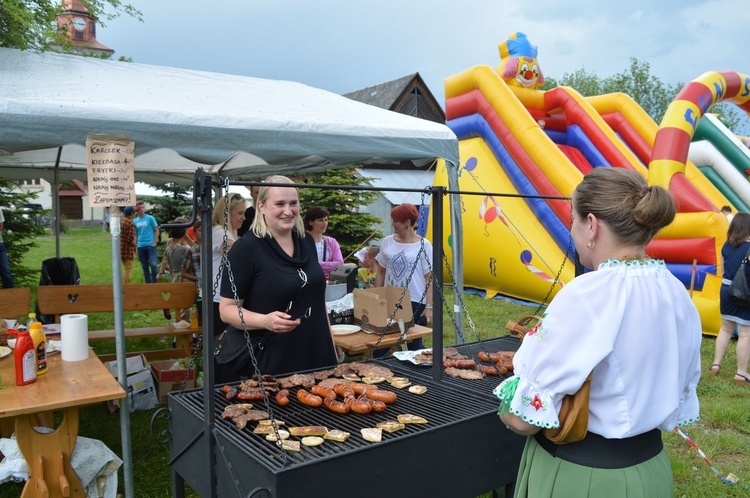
[0,47,458,170]
[0,47,463,498]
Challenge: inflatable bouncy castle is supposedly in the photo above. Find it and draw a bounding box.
[431,32,750,335]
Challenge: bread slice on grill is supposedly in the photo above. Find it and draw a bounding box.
[361,428,382,443]
[398,413,428,424]
[289,425,328,437]
[323,429,351,442]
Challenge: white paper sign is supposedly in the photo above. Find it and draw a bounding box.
[86,133,135,206]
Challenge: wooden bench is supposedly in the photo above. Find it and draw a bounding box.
[0,287,32,320]
[37,283,199,363]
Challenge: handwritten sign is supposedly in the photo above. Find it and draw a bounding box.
[86,133,136,206]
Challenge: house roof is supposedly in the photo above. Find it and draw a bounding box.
[344,73,445,123]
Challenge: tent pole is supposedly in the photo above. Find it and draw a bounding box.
[196,170,218,498]
[109,210,135,498]
[54,146,62,258]
[431,186,444,381]
[446,160,464,344]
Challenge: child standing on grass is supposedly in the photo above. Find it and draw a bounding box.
[157,217,192,324]
[182,216,203,327]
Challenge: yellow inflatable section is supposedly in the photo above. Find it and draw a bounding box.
[429,52,750,335]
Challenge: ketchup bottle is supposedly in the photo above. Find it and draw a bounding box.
[15,331,37,386]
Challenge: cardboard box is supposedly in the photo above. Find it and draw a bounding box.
[353,287,413,334]
[150,359,196,404]
[105,354,159,413]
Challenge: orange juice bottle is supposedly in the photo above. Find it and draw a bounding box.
[29,322,47,375]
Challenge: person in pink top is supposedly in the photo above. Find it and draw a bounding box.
[304,206,343,277]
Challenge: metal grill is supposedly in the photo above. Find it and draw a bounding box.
[379,337,523,398]
[170,348,525,498]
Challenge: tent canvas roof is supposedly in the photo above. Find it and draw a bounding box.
[0,47,458,182]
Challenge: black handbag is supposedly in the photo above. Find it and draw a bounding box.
[728,247,750,307]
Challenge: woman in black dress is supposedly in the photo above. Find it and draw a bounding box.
[712,212,750,386]
[216,175,338,382]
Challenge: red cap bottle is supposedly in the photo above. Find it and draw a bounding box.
[14,331,37,386]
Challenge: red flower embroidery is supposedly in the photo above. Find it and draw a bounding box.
[531,394,543,411]
[527,322,542,337]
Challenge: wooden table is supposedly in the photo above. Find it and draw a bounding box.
[333,324,432,358]
[0,349,126,498]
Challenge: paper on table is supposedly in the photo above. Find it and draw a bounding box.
[392,348,433,365]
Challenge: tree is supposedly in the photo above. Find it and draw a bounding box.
[142,183,193,239]
[541,58,681,123]
[541,57,748,132]
[0,0,141,52]
[298,168,383,261]
[0,180,49,286]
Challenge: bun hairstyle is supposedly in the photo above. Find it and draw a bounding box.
[573,168,675,246]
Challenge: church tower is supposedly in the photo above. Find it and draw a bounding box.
[57,0,114,56]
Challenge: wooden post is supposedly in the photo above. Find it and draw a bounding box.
[689,259,698,297]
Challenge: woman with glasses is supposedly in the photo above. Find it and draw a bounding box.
[216,176,338,381]
[303,206,344,277]
[211,193,246,341]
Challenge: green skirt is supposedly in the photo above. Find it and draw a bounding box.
[513,436,674,498]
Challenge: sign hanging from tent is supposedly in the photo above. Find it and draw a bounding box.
[86,133,136,206]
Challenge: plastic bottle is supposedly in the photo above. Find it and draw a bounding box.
[29,321,48,375]
[15,331,37,386]
[27,312,38,329]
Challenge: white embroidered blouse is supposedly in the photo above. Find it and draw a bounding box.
[494,259,701,438]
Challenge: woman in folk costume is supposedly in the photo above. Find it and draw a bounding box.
[495,168,701,497]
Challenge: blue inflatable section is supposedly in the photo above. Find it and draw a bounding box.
[448,113,573,256]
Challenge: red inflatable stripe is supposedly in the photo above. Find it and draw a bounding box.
[647,237,717,265]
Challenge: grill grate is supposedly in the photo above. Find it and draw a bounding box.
[379,337,522,399]
[170,338,525,498]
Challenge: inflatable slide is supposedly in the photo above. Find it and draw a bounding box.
[431,32,750,335]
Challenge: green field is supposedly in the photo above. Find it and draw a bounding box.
[0,227,748,497]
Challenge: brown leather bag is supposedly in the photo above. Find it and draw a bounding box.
[505,315,592,445]
[541,372,592,444]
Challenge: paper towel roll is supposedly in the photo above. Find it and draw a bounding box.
[61,314,89,361]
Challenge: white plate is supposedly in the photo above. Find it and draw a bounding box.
[331,324,361,336]
[0,346,10,359]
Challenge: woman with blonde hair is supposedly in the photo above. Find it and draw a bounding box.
[217,176,337,381]
[211,193,246,338]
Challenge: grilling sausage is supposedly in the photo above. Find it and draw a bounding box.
[297,389,323,407]
[236,388,265,402]
[347,382,378,395]
[311,385,337,400]
[478,351,515,364]
[275,389,290,406]
[360,395,387,413]
[323,396,351,414]
[364,389,397,404]
[333,384,356,398]
[344,395,372,414]
[443,359,477,369]
[222,385,239,401]
[479,364,508,376]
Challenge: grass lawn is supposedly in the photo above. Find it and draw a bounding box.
[1,227,749,497]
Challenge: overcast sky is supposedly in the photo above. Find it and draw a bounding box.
[101,0,749,109]
[116,0,747,195]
